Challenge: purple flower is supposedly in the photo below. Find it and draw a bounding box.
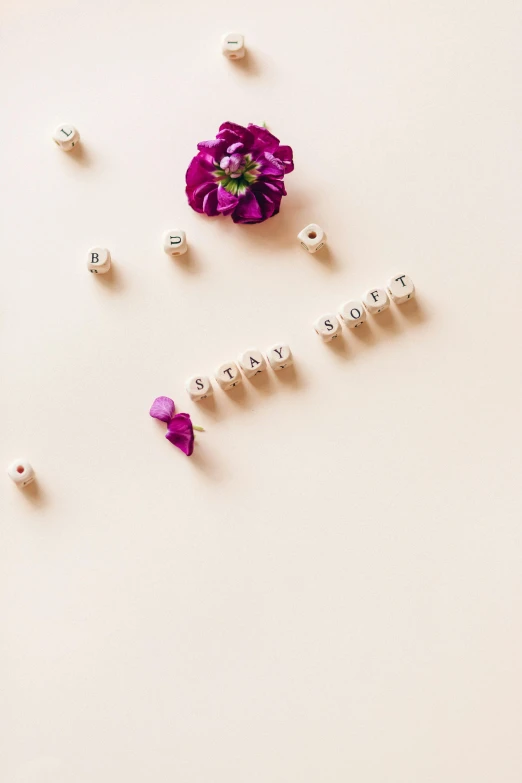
[149,396,196,456]
[185,122,294,224]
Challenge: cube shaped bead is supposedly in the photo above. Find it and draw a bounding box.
[314,313,341,341]
[186,375,213,401]
[215,362,242,390]
[222,32,246,59]
[52,124,80,151]
[7,459,35,487]
[339,300,367,328]
[237,348,267,379]
[163,230,187,256]
[87,247,111,274]
[362,288,390,315]
[297,224,327,254]
[266,344,293,371]
[387,274,415,304]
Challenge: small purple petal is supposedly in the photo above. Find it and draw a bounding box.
[166,413,195,456]
[217,187,239,215]
[274,145,294,173]
[232,189,263,224]
[185,155,215,188]
[248,124,280,154]
[197,138,228,160]
[150,396,175,423]
[227,142,244,154]
[257,151,285,177]
[202,187,219,216]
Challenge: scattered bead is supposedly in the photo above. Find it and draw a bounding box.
[87,247,111,274]
[298,223,327,254]
[7,459,35,487]
[163,230,188,257]
[52,124,80,151]
[222,32,245,59]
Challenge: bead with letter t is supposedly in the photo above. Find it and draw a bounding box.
[87,247,111,274]
[52,124,80,151]
[163,230,187,257]
[387,274,415,304]
[215,361,242,390]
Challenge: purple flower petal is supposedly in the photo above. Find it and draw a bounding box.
[227,142,244,154]
[150,396,175,423]
[166,413,195,456]
[197,138,228,161]
[217,186,239,215]
[248,124,280,154]
[186,155,215,188]
[218,122,255,148]
[274,145,294,173]
[202,187,219,216]
[257,151,285,177]
[232,189,264,224]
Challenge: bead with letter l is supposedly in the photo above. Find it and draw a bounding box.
[52,124,80,151]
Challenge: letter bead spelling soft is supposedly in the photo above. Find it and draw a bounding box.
[339,300,367,328]
[387,274,415,304]
[52,124,80,151]
[215,362,242,390]
[7,459,35,487]
[185,376,213,402]
[362,288,390,315]
[314,313,341,341]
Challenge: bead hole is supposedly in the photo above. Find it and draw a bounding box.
[308,231,317,239]
[16,465,25,474]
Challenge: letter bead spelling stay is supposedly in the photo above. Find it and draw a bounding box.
[185,375,213,402]
[237,349,267,379]
[266,344,293,371]
[215,362,242,390]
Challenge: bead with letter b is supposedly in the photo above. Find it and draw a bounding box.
[52,124,80,151]
[163,230,187,256]
[186,375,213,401]
[87,247,111,274]
[8,459,35,487]
[387,274,415,304]
[363,288,389,315]
[314,313,341,341]
[238,348,267,379]
[222,32,245,59]
[215,362,242,390]
[339,300,367,328]
[266,344,293,371]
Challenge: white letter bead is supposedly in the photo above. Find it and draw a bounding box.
[215,362,242,390]
[163,230,187,256]
[363,288,390,314]
[388,274,415,304]
[222,32,245,59]
[186,375,213,401]
[297,223,327,254]
[52,124,80,151]
[238,348,267,378]
[8,459,35,487]
[314,313,341,341]
[339,300,367,328]
[87,247,111,274]
[266,344,293,371]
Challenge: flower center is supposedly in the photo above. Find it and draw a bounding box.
[214,153,259,196]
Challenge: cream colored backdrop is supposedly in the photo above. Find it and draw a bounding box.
[1,0,522,781]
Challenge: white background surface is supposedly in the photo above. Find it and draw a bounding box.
[1,1,522,780]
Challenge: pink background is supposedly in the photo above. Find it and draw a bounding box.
[2,0,522,781]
